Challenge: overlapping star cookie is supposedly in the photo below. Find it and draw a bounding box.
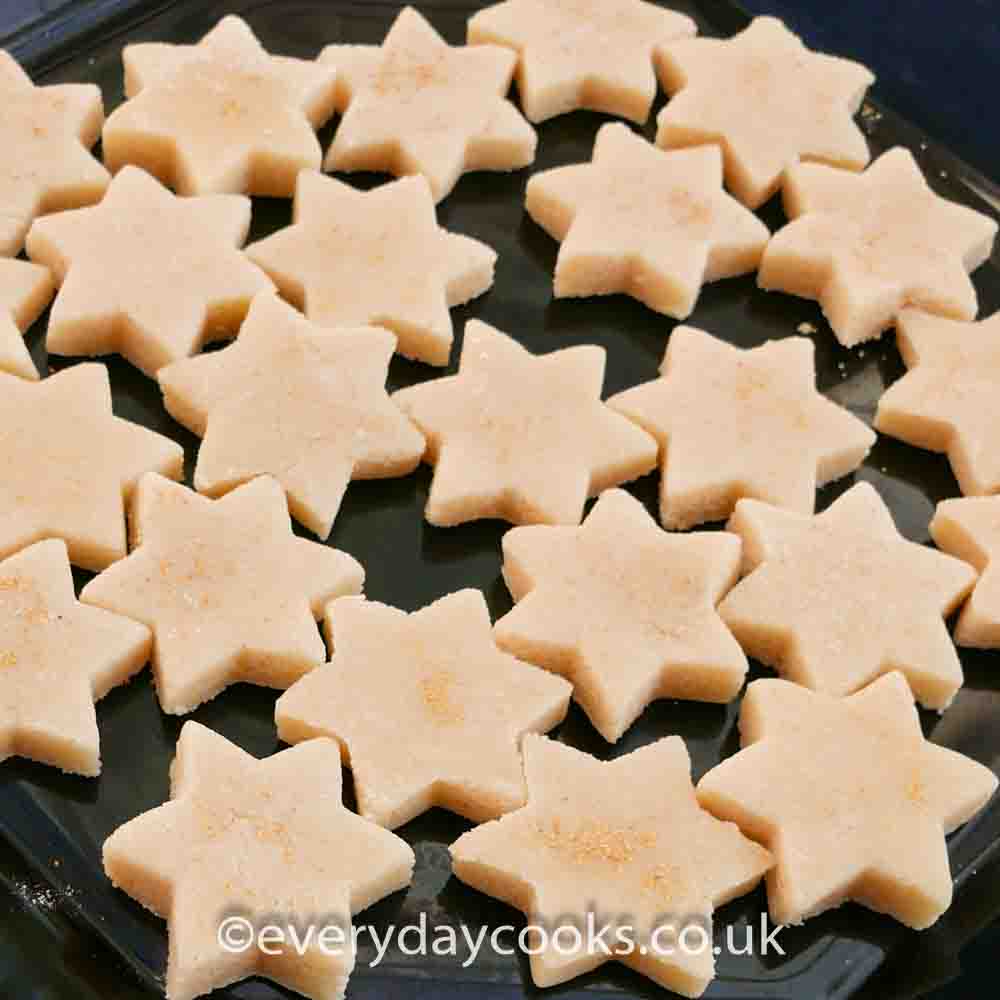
[0,539,150,776]
[103,15,338,196]
[26,166,272,376]
[81,474,363,714]
[759,148,998,346]
[0,258,53,379]
[525,123,770,318]
[0,364,183,571]
[322,7,537,202]
[720,483,976,709]
[608,326,875,529]
[655,17,874,208]
[876,309,1000,496]
[451,735,772,995]
[495,488,747,742]
[276,590,571,829]
[246,172,495,365]
[105,721,414,1000]
[698,673,997,928]
[393,320,658,526]
[467,0,696,123]
[931,497,1000,648]
[0,50,109,257]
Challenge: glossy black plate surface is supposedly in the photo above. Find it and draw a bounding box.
[2,2,1000,998]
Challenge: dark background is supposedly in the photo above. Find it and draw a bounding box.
[2,1,998,998]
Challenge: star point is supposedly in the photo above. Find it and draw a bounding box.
[0,258,54,379]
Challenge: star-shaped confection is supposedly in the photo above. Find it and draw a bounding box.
[608,325,875,530]
[0,258,53,379]
[698,673,997,928]
[451,734,772,995]
[80,474,363,715]
[26,166,272,377]
[322,6,537,202]
[276,590,571,829]
[393,320,658,526]
[159,293,425,538]
[102,15,338,197]
[719,482,976,710]
[931,497,1000,648]
[758,147,998,346]
[654,16,874,209]
[876,309,1000,497]
[495,488,747,742]
[467,0,696,123]
[525,123,770,318]
[0,50,109,257]
[0,364,182,571]
[0,539,150,776]
[104,720,414,1000]
[246,172,496,365]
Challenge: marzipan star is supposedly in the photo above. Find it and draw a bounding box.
[0,258,53,379]
[104,721,414,1000]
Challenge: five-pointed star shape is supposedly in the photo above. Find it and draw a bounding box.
[102,15,339,197]
[0,258,53,379]
[0,364,182,571]
[0,50,109,257]
[698,673,997,928]
[104,720,414,1000]
[246,171,496,365]
[495,488,747,742]
[876,308,1000,497]
[0,539,150,776]
[525,123,770,318]
[608,325,875,530]
[758,147,998,346]
[719,482,976,710]
[276,589,570,829]
[467,0,696,123]
[451,734,772,995]
[159,293,425,538]
[654,16,874,209]
[26,166,272,376]
[393,320,658,526]
[322,6,537,202]
[80,474,363,715]
[931,497,1000,648]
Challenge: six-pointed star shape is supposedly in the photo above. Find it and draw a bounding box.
[0,50,108,257]
[276,590,571,829]
[451,734,772,995]
[876,308,1000,497]
[26,166,272,377]
[698,673,997,928]
[720,482,976,710]
[102,15,339,197]
[159,292,425,539]
[655,16,874,208]
[758,147,998,346]
[495,488,747,742]
[246,172,496,365]
[525,123,770,318]
[0,258,53,379]
[393,320,658,526]
[608,325,875,529]
[467,0,696,123]
[104,721,414,1000]
[0,364,182,571]
[0,539,150,776]
[931,497,1000,648]
[80,474,363,715]
[322,6,537,202]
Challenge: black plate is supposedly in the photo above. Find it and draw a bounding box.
[3,2,1000,998]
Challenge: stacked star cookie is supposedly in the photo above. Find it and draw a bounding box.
[1,5,999,1000]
